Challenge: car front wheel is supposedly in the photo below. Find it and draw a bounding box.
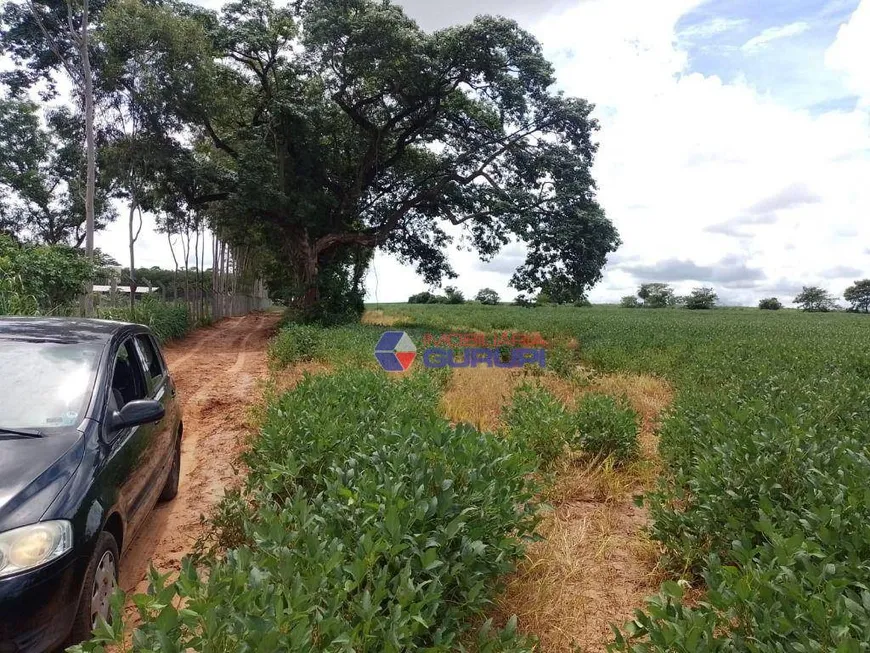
[67,530,119,646]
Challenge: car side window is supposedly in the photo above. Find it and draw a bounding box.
[134,334,165,390]
[108,339,147,415]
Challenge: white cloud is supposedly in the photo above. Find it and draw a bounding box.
[526,0,870,305]
[742,21,811,52]
[678,17,747,40]
[825,0,870,103]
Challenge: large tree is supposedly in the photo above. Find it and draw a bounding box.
[843,279,870,313]
[105,0,620,315]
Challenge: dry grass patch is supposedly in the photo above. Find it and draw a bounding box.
[362,309,410,326]
[441,367,576,432]
[493,499,665,652]
[437,366,673,652]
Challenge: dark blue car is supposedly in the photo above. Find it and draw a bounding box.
[0,318,183,652]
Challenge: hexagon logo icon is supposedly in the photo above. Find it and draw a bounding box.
[375,331,417,372]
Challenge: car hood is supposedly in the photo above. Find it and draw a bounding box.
[0,431,84,531]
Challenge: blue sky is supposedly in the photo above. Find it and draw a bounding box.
[676,0,861,112]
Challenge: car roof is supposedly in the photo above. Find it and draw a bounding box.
[0,317,141,344]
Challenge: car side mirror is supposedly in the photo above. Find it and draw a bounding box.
[110,399,165,432]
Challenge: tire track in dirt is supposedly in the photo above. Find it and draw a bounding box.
[119,312,280,597]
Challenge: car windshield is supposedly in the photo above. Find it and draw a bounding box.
[0,340,102,431]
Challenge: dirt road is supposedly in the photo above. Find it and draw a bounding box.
[119,312,280,596]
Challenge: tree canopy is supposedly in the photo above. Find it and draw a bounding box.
[685,286,717,310]
[843,279,870,313]
[90,0,618,314]
[0,98,116,245]
[637,282,675,308]
[794,286,837,313]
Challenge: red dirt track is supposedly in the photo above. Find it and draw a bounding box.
[119,312,280,596]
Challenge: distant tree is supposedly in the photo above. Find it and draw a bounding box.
[758,297,782,310]
[843,279,870,313]
[408,291,437,304]
[534,291,552,306]
[620,295,640,308]
[475,288,500,305]
[794,286,837,312]
[443,286,465,305]
[638,283,675,308]
[513,294,535,308]
[685,287,717,310]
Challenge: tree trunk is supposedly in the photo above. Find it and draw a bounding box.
[300,251,318,312]
[128,200,137,313]
[194,227,200,324]
[81,3,95,317]
[167,232,179,301]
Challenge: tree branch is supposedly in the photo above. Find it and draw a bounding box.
[203,119,238,159]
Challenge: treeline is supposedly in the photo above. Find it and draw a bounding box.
[1,0,620,323]
[619,281,870,312]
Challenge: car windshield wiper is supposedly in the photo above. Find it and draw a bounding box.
[0,426,44,438]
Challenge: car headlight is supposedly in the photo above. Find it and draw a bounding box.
[0,521,73,579]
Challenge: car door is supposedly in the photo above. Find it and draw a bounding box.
[132,333,175,491]
[103,336,161,541]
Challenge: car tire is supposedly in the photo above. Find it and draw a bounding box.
[159,435,181,502]
[67,531,120,647]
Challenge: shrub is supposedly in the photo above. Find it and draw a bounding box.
[573,393,639,464]
[0,234,93,314]
[758,297,782,310]
[267,323,323,367]
[409,290,439,304]
[303,266,365,326]
[620,295,641,308]
[638,283,675,308]
[475,288,501,305]
[503,384,573,467]
[513,294,536,308]
[98,297,191,342]
[444,285,465,304]
[85,370,539,651]
[534,291,551,306]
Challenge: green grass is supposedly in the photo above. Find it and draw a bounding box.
[369,304,870,651]
[98,297,193,342]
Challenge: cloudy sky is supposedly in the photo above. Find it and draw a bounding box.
[96,0,870,306]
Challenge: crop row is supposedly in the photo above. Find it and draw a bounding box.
[79,367,544,651]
